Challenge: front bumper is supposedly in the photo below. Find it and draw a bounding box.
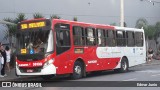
[16,64,56,75]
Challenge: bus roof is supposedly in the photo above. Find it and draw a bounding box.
[19,18,144,32]
[52,19,115,30]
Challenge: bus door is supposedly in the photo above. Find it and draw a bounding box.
[55,23,71,73]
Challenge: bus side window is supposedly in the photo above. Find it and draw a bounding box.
[97,29,106,46]
[107,30,116,46]
[126,31,135,46]
[116,30,126,46]
[73,26,85,46]
[86,28,96,46]
[57,30,70,46]
[135,32,143,47]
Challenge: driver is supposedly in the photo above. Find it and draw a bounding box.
[33,38,44,53]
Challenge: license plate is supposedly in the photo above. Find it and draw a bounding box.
[27,69,33,73]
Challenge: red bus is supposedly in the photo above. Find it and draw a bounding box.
[16,18,146,79]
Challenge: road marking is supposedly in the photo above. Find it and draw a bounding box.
[151,74,160,77]
[122,78,137,81]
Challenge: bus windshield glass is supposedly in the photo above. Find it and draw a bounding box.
[16,30,54,55]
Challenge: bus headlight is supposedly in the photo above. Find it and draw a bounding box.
[16,62,19,69]
[43,58,54,68]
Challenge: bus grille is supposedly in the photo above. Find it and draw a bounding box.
[19,67,42,73]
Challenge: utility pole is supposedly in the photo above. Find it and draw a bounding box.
[120,0,124,27]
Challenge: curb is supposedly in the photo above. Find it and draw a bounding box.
[140,60,160,66]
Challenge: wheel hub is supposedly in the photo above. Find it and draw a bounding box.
[122,62,127,70]
[75,65,81,74]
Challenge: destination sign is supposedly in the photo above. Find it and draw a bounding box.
[20,21,46,29]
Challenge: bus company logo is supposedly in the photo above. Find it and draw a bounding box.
[18,64,29,67]
[2,82,11,87]
[88,60,97,64]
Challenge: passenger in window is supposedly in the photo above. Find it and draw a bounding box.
[87,37,95,45]
[98,31,102,45]
[87,30,95,45]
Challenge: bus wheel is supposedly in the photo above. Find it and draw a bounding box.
[71,61,83,79]
[114,58,128,73]
[120,58,129,73]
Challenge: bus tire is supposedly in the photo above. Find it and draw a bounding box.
[114,58,128,73]
[71,61,83,79]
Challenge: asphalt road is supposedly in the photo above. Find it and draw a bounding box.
[1,64,160,90]
[12,64,160,81]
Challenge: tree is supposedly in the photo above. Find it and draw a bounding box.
[135,18,148,29]
[110,23,116,26]
[33,13,44,19]
[50,14,61,20]
[135,18,149,38]
[155,22,160,38]
[3,13,27,47]
[3,18,16,46]
[146,25,156,40]
[73,17,78,21]
[14,13,27,23]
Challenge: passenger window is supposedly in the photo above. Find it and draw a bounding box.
[135,32,143,47]
[126,31,135,46]
[86,28,96,46]
[97,29,106,46]
[106,30,116,46]
[73,26,85,46]
[116,30,126,46]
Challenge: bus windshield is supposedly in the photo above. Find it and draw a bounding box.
[16,30,54,55]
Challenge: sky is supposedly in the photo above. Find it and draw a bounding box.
[0,0,160,43]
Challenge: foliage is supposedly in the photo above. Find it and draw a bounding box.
[73,17,78,21]
[3,18,15,27]
[33,13,44,19]
[3,13,26,46]
[14,13,27,23]
[135,18,149,38]
[135,18,148,29]
[154,22,160,38]
[146,25,156,40]
[110,23,116,26]
[50,14,61,19]
[3,24,17,40]
[135,18,160,40]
